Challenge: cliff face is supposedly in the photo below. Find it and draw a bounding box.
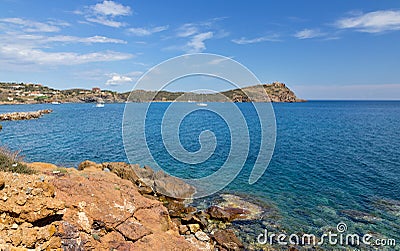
[222,82,305,103]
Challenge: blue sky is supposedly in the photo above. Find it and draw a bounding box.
[1,0,400,99]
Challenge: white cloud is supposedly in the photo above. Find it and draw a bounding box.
[0,44,133,65]
[91,0,131,16]
[186,32,213,53]
[106,75,132,85]
[76,0,132,28]
[335,10,400,33]
[177,23,199,37]
[105,71,142,86]
[85,16,125,28]
[294,29,325,39]
[232,35,280,44]
[0,32,126,45]
[127,25,169,36]
[45,35,126,44]
[169,18,227,52]
[208,56,234,65]
[0,17,68,33]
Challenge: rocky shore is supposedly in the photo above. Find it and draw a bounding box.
[0,160,260,251]
[0,110,52,121]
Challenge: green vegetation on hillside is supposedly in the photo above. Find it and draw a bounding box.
[0,81,305,104]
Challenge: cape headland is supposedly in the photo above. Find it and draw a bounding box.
[0,81,305,104]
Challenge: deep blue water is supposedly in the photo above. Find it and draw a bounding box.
[1,101,399,245]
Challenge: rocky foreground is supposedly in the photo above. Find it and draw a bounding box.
[0,110,52,121]
[0,161,253,251]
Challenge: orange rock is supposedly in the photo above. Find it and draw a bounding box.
[27,162,58,172]
[0,160,206,250]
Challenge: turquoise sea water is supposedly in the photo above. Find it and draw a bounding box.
[1,101,399,248]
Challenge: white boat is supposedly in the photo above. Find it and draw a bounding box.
[197,93,208,106]
[51,101,60,105]
[95,103,105,108]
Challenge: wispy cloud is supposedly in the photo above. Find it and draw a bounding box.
[91,0,131,16]
[0,44,133,65]
[85,17,125,28]
[177,23,199,37]
[0,16,130,66]
[170,19,226,53]
[55,35,126,44]
[0,32,126,45]
[0,17,69,33]
[186,32,213,53]
[43,35,126,44]
[232,34,280,44]
[335,10,400,33]
[75,0,132,28]
[208,56,234,65]
[127,25,169,36]
[294,29,325,39]
[105,71,142,86]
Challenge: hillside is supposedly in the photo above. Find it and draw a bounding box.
[0,82,305,104]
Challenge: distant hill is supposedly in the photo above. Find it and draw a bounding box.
[0,82,305,104]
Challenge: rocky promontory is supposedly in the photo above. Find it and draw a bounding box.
[0,110,52,121]
[0,161,252,250]
[0,81,305,104]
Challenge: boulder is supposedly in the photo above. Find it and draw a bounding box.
[195,231,210,242]
[78,160,101,171]
[187,223,200,233]
[212,229,244,251]
[164,199,187,217]
[153,170,196,199]
[101,163,196,199]
[179,224,189,235]
[181,213,208,229]
[102,162,140,183]
[206,206,231,221]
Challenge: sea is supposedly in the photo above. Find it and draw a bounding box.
[0,101,399,250]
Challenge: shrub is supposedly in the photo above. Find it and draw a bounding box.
[0,146,35,174]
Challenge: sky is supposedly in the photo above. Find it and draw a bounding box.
[0,0,400,99]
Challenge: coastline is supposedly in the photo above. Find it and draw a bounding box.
[0,160,266,250]
[0,99,306,105]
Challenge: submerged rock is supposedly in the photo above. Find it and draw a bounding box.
[340,209,381,224]
[153,170,196,199]
[374,198,400,216]
[212,229,244,251]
